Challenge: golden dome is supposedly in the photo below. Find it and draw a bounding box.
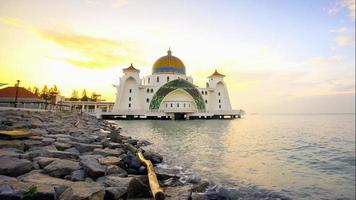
[152,49,186,74]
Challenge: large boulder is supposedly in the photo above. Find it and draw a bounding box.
[143,150,163,164]
[0,148,23,158]
[59,181,105,200]
[104,187,126,200]
[127,176,151,198]
[54,142,72,151]
[0,157,32,177]
[80,156,106,179]
[70,170,85,181]
[96,175,132,188]
[154,166,181,180]
[43,159,80,178]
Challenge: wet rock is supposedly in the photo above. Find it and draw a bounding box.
[0,157,32,177]
[107,142,120,149]
[154,166,180,180]
[127,175,151,198]
[165,185,192,200]
[93,148,123,157]
[72,142,102,153]
[118,153,141,171]
[109,129,122,143]
[192,180,210,192]
[98,156,120,165]
[70,170,85,181]
[80,156,106,179]
[54,142,72,151]
[43,159,80,178]
[143,150,163,164]
[104,187,127,200]
[59,181,105,200]
[162,177,184,187]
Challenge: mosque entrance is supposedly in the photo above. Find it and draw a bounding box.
[174,113,187,120]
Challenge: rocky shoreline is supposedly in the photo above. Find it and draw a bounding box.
[0,109,215,200]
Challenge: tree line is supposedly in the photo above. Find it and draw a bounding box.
[27,85,101,102]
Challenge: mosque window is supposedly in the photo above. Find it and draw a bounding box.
[146,88,149,93]
[150,89,154,93]
[129,89,132,93]
[146,98,149,103]
[148,78,150,84]
[183,103,186,107]
[189,104,191,107]
[219,99,221,103]
[157,76,159,83]
[219,105,221,109]
[201,91,204,95]
[166,104,168,108]
[129,103,131,108]
[177,103,179,108]
[171,103,173,108]
[218,92,221,96]
[129,97,131,101]
[167,76,170,82]
[205,100,207,104]
[205,91,207,95]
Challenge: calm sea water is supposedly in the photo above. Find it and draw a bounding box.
[111,114,355,199]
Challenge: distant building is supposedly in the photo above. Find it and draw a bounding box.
[0,86,45,109]
[110,49,242,119]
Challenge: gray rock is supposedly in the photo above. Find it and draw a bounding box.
[98,156,120,165]
[43,159,80,178]
[93,148,123,157]
[59,181,105,200]
[154,166,181,180]
[80,156,106,179]
[127,176,151,198]
[97,175,132,188]
[192,180,210,192]
[42,138,55,145]
[105,165,128,177]
[70,170,85,181]
[165,185,192,200]
[0,148,23,158]
[118,153,141,171]
[0,140,24,151]
[43,150,79,160]
[54,142,72,151]
[104,187,127,200]
[34,157,59,168]
[143,150,163,164]
[72,142,102,153]
[18,170,72,186]
[0,157,33,177]
[64,147,80,154]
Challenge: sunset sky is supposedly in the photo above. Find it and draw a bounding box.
[0,0,355,113]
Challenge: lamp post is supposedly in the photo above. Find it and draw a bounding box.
[14,80,20,108]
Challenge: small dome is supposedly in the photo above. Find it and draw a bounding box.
[152,49,186,74]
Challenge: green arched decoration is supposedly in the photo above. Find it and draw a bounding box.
[149,79,206,110]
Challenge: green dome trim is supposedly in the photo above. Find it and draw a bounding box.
[149,79,206,110]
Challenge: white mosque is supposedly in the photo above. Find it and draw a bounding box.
[108,49,243,120]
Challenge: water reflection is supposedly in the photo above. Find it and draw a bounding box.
[112,114,355,199]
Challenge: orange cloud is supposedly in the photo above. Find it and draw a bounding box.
[38,30,137,68]
[335,35,355,46]
[0,17,139,69]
